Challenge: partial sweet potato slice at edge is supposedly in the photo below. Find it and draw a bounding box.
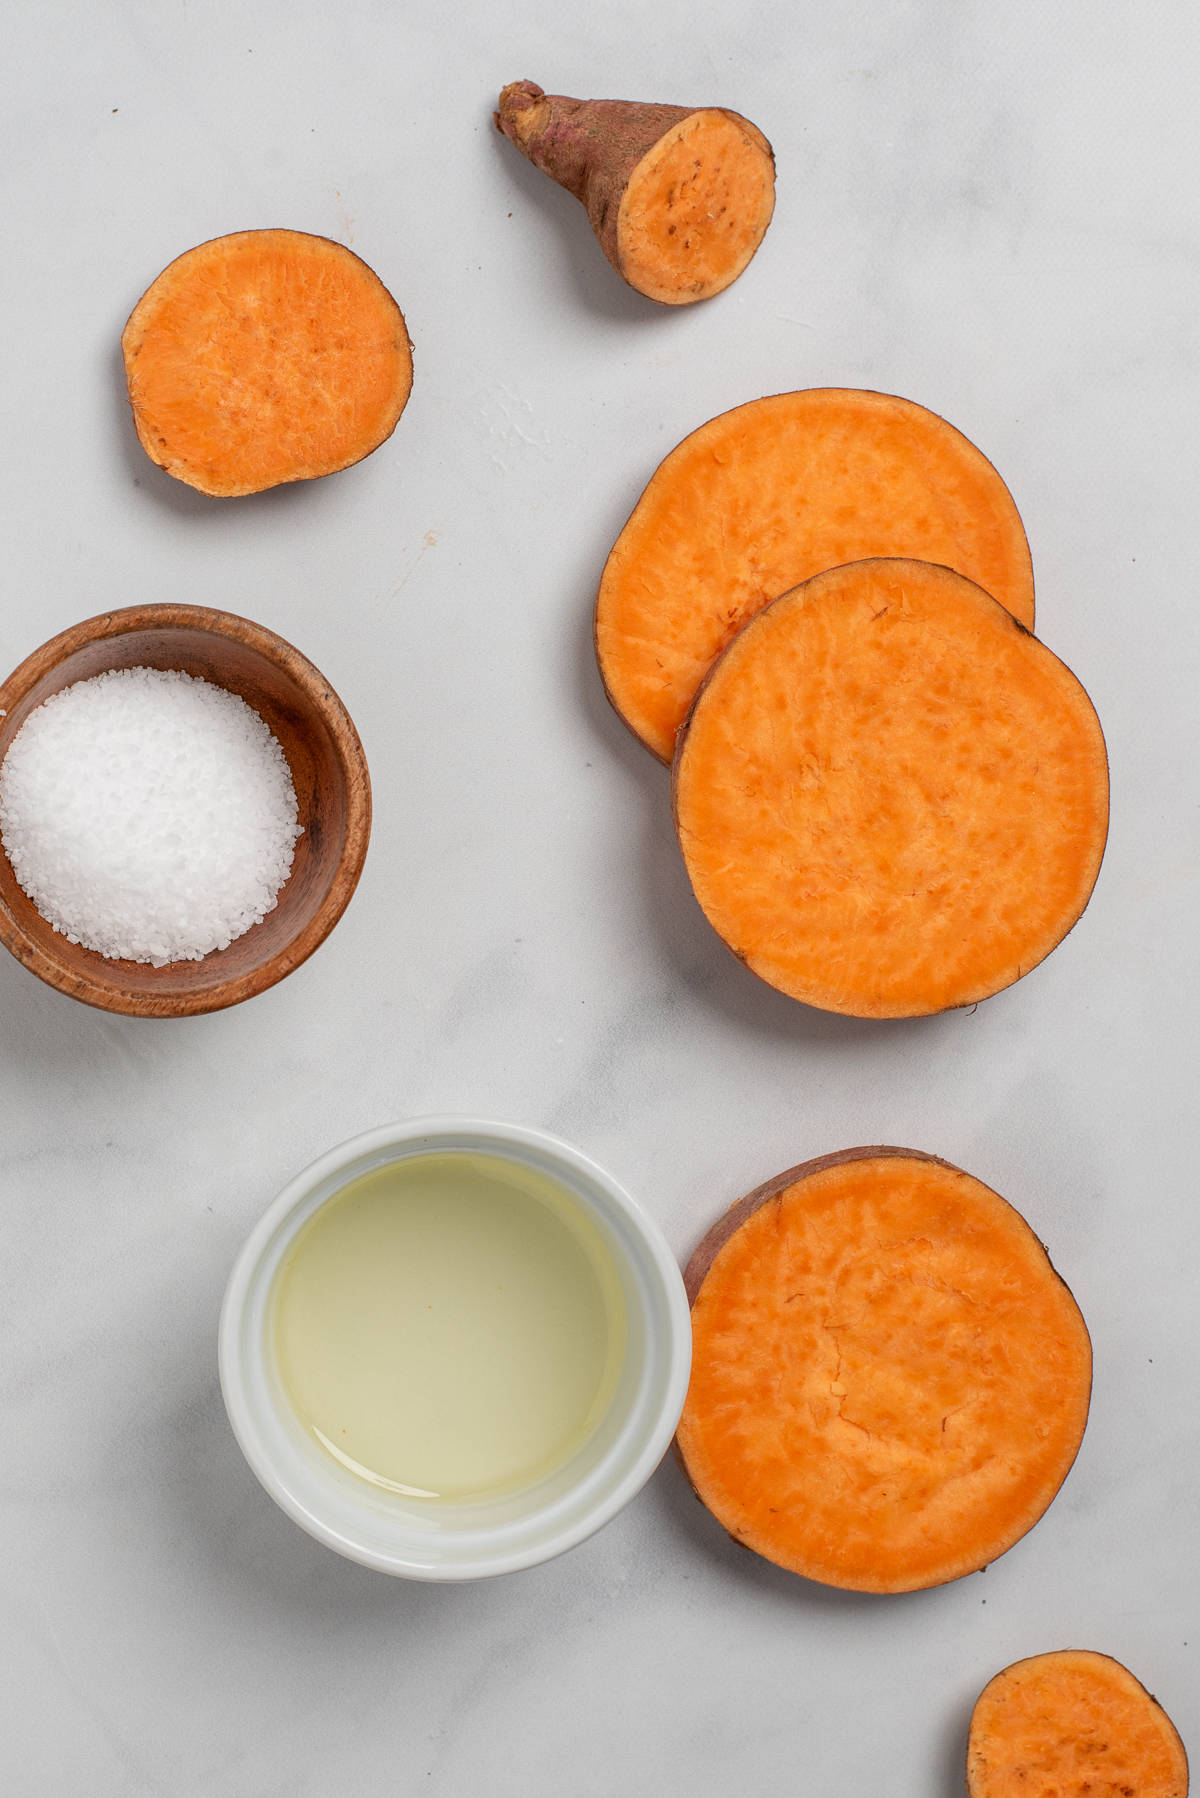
[967,1649,1189,1798]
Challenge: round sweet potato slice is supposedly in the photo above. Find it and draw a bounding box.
[967,1649,1189,1798]
[675,1148,1093,1594]
[672,558,1108,1018]
[122,229,413,497]
[596,387,1034,761]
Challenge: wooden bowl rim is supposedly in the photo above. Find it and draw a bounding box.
[0,603,371,1017]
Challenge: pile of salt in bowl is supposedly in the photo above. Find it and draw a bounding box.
[0,666,302,966]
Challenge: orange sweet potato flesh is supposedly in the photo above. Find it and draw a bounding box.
[672,559,1108,1018]
[495,81,775,305]
[122,230,413,497]
[967,1650,1189,1797]
[596,388,1034,761]
[675,1148,1093,1594]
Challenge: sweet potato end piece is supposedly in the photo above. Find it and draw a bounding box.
[967,1650,1189,1798]
[496,83,773,306]
[616,110,776,304]
[675,1149,1092,1593]
[121,229,413,497]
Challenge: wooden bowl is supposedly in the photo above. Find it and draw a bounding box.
[0,604,371,1016]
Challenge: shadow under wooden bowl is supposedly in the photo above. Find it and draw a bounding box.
[0,604,371,1016]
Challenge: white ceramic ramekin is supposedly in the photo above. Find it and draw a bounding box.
[219,1117,691,1580]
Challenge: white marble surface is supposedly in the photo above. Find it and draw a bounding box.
[2,2,1197,1791]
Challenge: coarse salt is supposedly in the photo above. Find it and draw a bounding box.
[0,666,303,966]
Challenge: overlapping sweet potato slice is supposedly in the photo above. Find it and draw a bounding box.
[672,558,1108,1018]
[675,1148,1093,1593]
[596,388,1034,761]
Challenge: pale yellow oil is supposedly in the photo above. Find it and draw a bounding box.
[270,1151,627,1502]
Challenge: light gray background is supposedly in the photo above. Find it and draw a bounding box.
[1,2,1196,1792]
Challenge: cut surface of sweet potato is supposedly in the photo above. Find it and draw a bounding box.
[122,229,413,497]
[596,388,1034,760]
[967,1650,1189,1798]
[615,108,775,304]
[675,1148,1092,1593]
[672,558,1108,1018]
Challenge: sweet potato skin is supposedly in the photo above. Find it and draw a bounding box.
[675,1148,1093,1593]
[495,81,774,303]
[967,1650,1189,1797]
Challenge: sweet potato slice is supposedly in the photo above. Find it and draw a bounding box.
[675,1148,1092,1594]
[122,229,413,497]
[672,558,1108,1018]
[596,388,1034,761]
[496,82,775,305]
[967,1650,1189,1797]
